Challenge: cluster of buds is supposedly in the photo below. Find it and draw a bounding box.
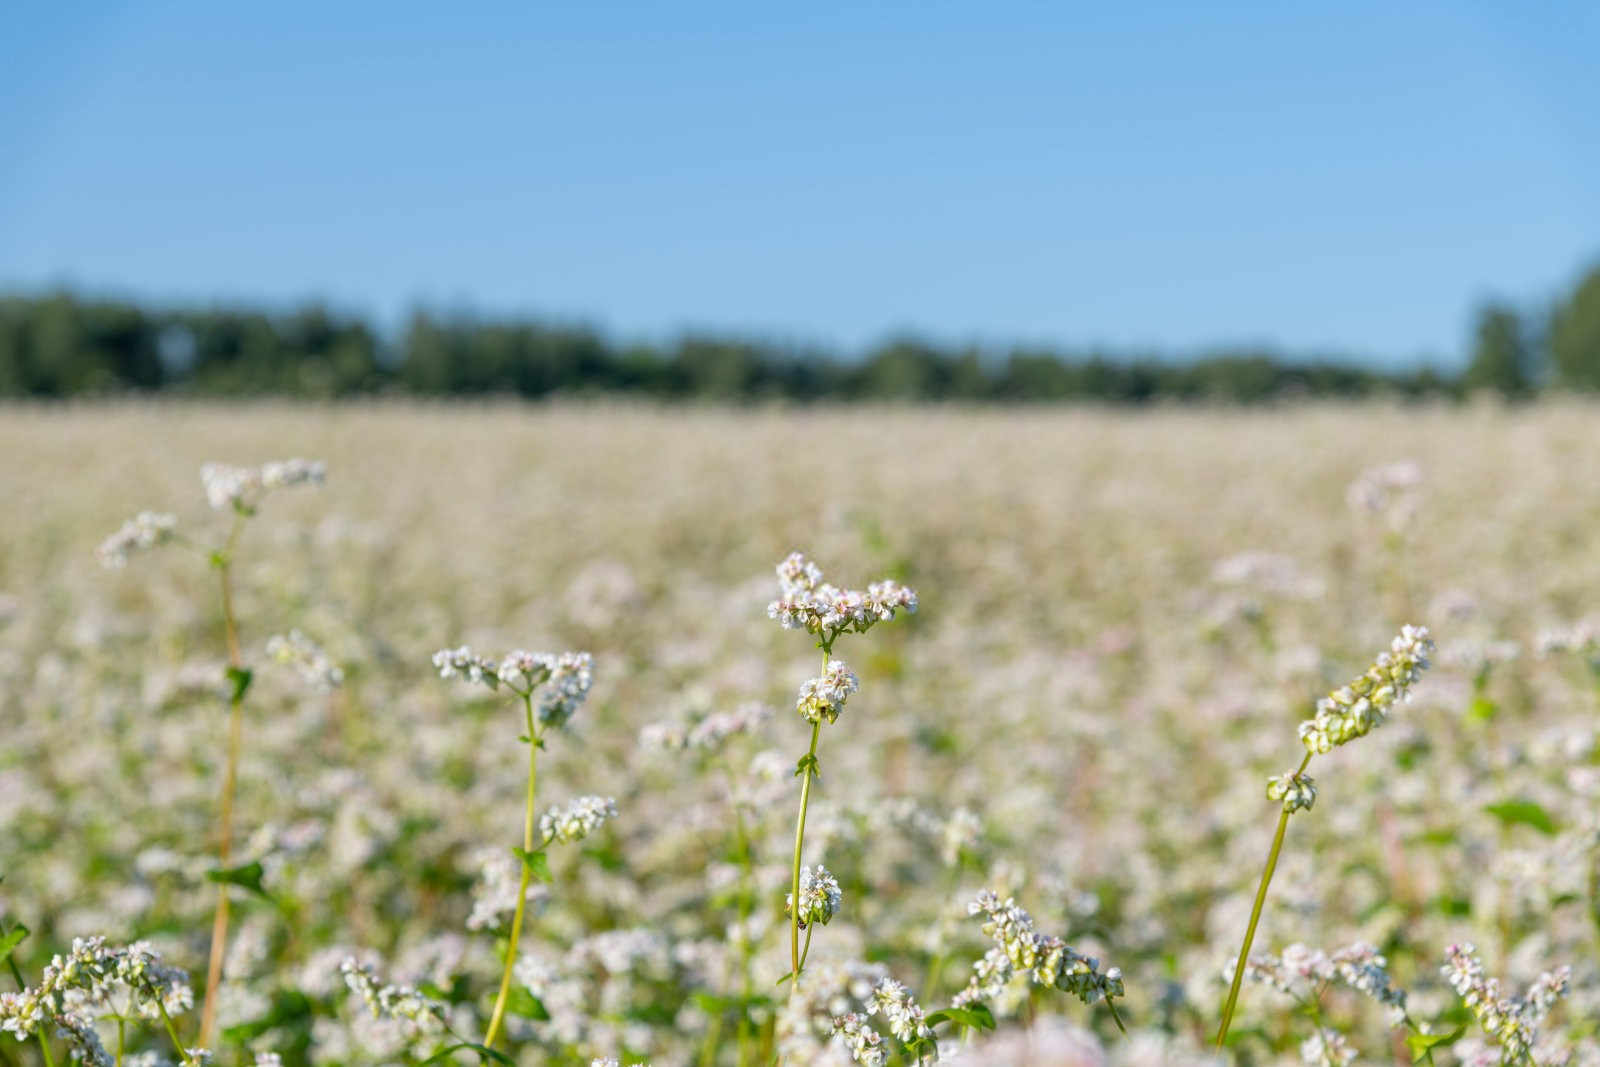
[338,958,446,1037]
[96,511,178,568]
[767,552,918,639]
[201,458,326,513]
[1442,944,1569,1063]
[1266,771,1318,814]
[954,891,1123,1009]
[0,937,197,1064]
[1298,626,1433,754]
[267,630,344,690]
[796,660,860,725]
[1244,942,1407,1024]
[432,647,593,727]
[638,701,772,753]
[540,795,619,844]
[786,865,842,930]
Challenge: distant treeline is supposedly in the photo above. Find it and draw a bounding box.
[4,264,1598,401]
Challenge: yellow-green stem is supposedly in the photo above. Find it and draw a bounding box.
[153,988,198,1067]
[1216,798,1297,1048]
[788,717,823,988]
[483,696,540,1049]
[116,1017,125,1067]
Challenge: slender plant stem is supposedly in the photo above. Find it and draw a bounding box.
[153,987,199,1067]
[199,515,246,1050]
[1,916,55,1067]
[482,695,541,1049]
[787,716,823,988]
[1216,754,1307,1050]
[116,1016,125,1067]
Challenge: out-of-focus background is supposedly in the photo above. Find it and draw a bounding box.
[5,7,1600,1067]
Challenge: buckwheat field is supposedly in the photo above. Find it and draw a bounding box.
[3,402,1597,1067]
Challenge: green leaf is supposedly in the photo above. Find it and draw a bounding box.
[226,666,254,703]
[505,985,549,1020]
[206,860,271,900]
[421,1042,514,1065]
[1407,1026,1466,1061]
[926,1003,995,1031]
[1484,798,1559,835]
[794,754,820,780]
[0,923,29,962]
[510,847,552,884]
[1467,695,1499,722]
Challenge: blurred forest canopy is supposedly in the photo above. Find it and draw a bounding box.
[5,264,1600,402]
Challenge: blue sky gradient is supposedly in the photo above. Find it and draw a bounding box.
[4,1,1598,365]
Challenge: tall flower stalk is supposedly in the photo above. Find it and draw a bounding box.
[1216,625,1433,1049]
[98,459,326,1050]
[766,553,917,989]
[431,646,594,1050]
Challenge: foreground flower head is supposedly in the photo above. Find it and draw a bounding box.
[786,865,842,929]
[796,660,860,724]
[431,646,593,727]
[767,552,918,638]
[96,511,178,568]
[201,458,325,513]
[1266,771,1317,813]
[1442,943,1569,1062]
[955,891,1123,1009]
[540,795,619,844]
[1298,625,1433,754]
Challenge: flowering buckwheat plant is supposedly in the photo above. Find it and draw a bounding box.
[94,458,326,1050]
[1216,625,1434,1049]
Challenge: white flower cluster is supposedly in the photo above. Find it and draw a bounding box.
[540,795,619,845]
[796,660,860,725]
[1244,943,1407,1024]
[638,701,772,753]
[1298,625,1433,754]
[1443,943,1569,1063]
[431,647,593,726]
[0,937,196,1066]
[767,552,918,638]
[834,1011,887,1066]
[338,957,446,1037]
[466,847,547,931]
[1266,771,1318,814]
[1536,618,1600,655]
[868,977,933,1048]
[785,865,842,929]
[954,891,1123,1010]
[200,458,325,512]
[96,511,178,568]
[773,959,886,1065]
[1300,1029,1356,1067]
[267,630,344,690]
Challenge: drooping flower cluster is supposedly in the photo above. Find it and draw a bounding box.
[833,1011,887,1066]
[267,629,344,690]
[540,795,619,845]
[431,646,593,726]
[96,511,178,568]
[1243,942,1408,1024]
[0,937,196,1065]
[767,552,918,638]
[1442,943,1569,1063]
[1298,625,1433,754]
[200,458,326,512]
[786,865,842,929]
[796,660,860,725]
[1266,771,1318,813]
[338,957,447,1038]
[638,701,772,753]
[954,891,1123,1010]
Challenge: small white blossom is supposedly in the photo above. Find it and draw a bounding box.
[540,795,619,845]
[796,660,860,725]
[267,630,343,690]
[201,458,324,512]
[96,511,178,568]
[786,865,842,929]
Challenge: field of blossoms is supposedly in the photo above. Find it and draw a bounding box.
[1,401,1598,1067]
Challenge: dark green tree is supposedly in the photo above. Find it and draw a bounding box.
[1549,264,1600,389]
[1463,303,1532,397]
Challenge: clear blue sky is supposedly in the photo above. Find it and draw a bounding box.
[4,2,1597,366]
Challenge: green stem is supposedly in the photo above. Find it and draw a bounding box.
[152,989,198,1067]
[482,695,540,1050]
[788,717,823,988]
[116,1016,125,1067]
[1216,759,1305,1050]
